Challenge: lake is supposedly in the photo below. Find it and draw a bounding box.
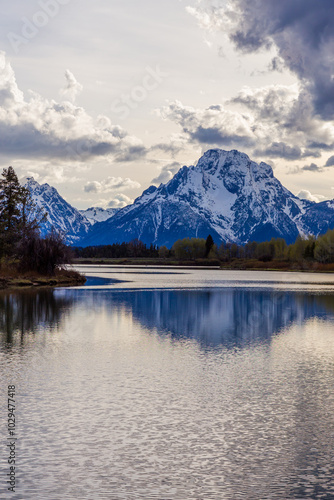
[1,266,334,499]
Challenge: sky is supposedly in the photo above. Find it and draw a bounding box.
[1,0,334,209]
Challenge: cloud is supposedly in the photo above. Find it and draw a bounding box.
[325,155,334,167]
[23,164,85,185]
[185,6,225,32]
[302,163,322,172]
[268,56,285,73]
[159,100,255,149]
[159,88,334,163]
[151,162,181,185]
[59,70,83,103]
[295,157,334,172]
[108,194,132,209]
[297,190,326,203]
[84,176,140,194]
[114,143,147,162]
[0,52,147,162]
[187,0,334,119]
[256,142,302,161]
[0,52,23,106]
[150,137,186,157]
[230,85,334,149]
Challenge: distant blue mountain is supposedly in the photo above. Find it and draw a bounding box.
[79,149,334,247]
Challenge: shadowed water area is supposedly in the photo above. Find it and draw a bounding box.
[1,267,334,499]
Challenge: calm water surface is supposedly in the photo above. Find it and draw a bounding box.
[1,267,334,499]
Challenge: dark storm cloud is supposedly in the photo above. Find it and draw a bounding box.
[219,0,334,119]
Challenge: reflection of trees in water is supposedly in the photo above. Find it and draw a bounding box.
[107,289,334,347]
[0,290,74,345]
[312,293,334,313]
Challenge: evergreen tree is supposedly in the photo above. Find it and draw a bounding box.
[205,234,214,257]
[0,166,46,257]
[0,167,25,255]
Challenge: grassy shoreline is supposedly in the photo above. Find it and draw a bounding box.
[0,268,86,289]
[73,257,334,272]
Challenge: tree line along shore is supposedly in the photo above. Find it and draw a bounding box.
[73,230,334,272]
[0,167,85,289]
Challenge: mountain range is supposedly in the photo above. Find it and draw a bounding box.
[25,149,334,247]
[79,207,119,225]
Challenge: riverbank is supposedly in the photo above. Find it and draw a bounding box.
[73,257,334,272]
[219,259,334,272]
[73,257,221,267]
[0,268,86,289]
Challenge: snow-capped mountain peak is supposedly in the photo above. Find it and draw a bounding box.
[79,206,119,225]
[80,148,330,248]
[24,177,91,244]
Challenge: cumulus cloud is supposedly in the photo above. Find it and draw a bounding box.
[151,162,181,185]
[108,194,133,209]
[230,85,334,150]
[159,100,255,149]
[159,89,334,162]
[0,52,147,162]
[84,176,140,194]
[59,70,83,103]
[187,0,334,120]
[297,190,326,203]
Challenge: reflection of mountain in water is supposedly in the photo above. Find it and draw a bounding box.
[104,289,334,347]
[0,290,74,345]
[1,288,334,348]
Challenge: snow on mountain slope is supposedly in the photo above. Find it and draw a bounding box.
[79,207,119,225]
[298,199,334,237]
[25,178,91,244]
[81,149,333,248]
